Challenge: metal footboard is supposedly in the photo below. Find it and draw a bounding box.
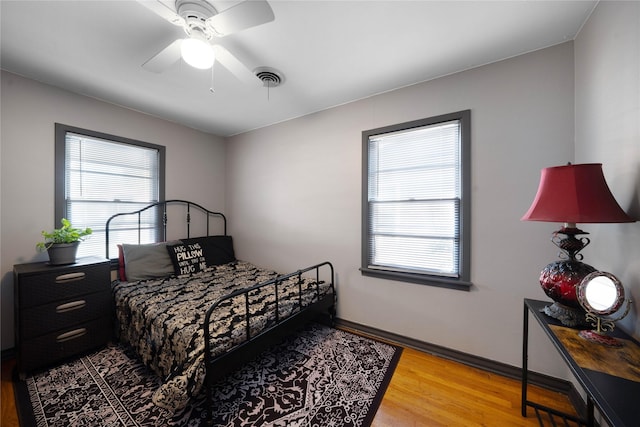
[202,261,336,424]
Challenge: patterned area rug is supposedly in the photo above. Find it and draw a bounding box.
[14,323,401,426]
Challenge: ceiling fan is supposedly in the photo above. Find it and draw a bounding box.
[137,0,274,85]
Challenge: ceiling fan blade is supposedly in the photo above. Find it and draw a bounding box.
[212,45,261,86]
[142,39,183,73]
[136,0,185,27]
[206,0,274,37]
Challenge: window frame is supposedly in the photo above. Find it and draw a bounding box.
[54,123,166,262]
[361,110,472,291]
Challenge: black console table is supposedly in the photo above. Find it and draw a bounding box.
[522,298,640,427]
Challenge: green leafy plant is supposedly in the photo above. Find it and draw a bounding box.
[36,218,92,251]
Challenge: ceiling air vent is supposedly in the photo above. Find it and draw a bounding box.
[254,67,284,88]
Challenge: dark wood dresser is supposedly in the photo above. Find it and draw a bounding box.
[14,256,111,378]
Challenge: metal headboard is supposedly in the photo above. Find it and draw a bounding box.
[105,199,227,259]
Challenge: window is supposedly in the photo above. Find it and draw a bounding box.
[55,124,165,260]
[361,110,471,290]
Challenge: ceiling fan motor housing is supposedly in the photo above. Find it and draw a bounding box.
[176,0,216,38]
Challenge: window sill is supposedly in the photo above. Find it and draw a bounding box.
[360,267,472,291]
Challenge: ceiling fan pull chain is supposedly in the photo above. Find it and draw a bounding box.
[209,64,215,93]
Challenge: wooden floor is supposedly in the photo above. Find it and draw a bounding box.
[2,358,20,427]
[1,345,579,427]
[372,347,580,426]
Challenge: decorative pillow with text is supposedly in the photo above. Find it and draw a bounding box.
[166,242,208,276]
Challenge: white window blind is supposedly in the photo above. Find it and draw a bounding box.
[64,132,161,258]
[366,119,462,277]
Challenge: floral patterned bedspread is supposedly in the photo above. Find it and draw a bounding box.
[111,261,331,412]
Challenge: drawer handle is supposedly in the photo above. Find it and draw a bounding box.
[56,328,87,343]
[55,272,86,283]
[56,300,87,313]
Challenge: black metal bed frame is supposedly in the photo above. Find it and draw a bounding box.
[105,199,227,258]
[105,200,336,424]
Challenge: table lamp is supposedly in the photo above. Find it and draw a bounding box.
[521,163,634,326]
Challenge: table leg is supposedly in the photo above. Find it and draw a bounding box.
[521,301,529,417]
[587,397,594,427]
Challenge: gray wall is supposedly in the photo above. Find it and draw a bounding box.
[0,71,226,350]
[574,1,640,338]
[226,42,577,378]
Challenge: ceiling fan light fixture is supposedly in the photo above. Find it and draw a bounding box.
[181,35,214,70]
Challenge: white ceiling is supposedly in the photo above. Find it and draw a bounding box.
[1,0,597,137]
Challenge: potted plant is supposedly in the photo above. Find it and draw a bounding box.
[36,218,92,265]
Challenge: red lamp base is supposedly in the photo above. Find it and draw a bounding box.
[539,259,595,327]
[539,260,596,309]
[578,329,624,347]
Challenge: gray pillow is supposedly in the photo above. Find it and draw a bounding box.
[122,242,177,281]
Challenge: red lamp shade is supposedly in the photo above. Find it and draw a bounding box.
[522,163,634,224]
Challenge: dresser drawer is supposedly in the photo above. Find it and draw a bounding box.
[19,290,112,339]
[18,315,112,375]
[17,261,110,308]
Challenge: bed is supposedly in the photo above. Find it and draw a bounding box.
[105,200,336,421]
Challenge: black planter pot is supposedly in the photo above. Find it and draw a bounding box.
[47,242,80,265]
